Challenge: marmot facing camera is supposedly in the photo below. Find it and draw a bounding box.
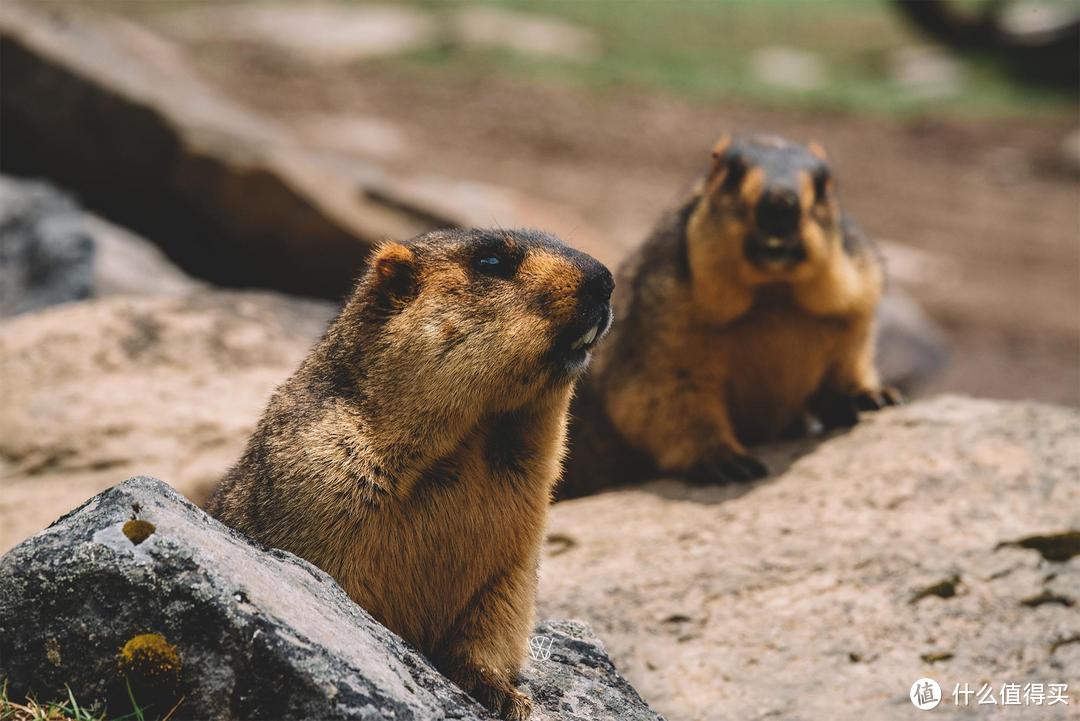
[208,229,613,719]
[560,134,898,498]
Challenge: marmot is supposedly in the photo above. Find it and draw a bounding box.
[207,228,613,720]
[559,134,898,498]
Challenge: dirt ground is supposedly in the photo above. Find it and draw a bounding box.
[164,40,1078,407]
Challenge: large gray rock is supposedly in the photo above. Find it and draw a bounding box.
[540,396,1080,720]
[0,476,662,721]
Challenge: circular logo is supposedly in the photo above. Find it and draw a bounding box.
[910,678,942,710]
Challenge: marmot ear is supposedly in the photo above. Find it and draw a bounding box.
[711,134,732,160]
[369,242,418,307]
[808,140,828,161]
[706,134,733,183]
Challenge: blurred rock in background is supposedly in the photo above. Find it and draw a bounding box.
[0,2,437,298]
[163,2,601,64]
[451,5,601,61]
[0,176,199,318]
[889,44,963,99]
[0,177,94,316]
[164,3,436,65]
[750,46,827,92]
[0,2,615,301]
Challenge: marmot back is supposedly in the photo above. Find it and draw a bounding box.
[560,134,898,498]
[208,228,613,719]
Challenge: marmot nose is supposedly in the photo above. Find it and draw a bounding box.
[580,263,615,306]
[755,190,801,238]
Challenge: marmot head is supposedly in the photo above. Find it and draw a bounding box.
[352,228,613,415]
[693,134,841,284]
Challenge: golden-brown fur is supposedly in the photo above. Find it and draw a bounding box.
[207,228,612,719]
[559,134,898,498]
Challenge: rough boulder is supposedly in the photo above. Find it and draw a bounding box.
[0,476,663,721]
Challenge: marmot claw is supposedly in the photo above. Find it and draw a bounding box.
[815,386,903,429]
[853,386,904,411]
[689,451,769,484]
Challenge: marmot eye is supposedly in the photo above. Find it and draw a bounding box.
[721,158,747,192]
[474,250,516,277]
[813,170,830,200]
[475,246,520,278]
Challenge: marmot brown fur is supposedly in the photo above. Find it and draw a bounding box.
[207,228,613,719]
[559,134,898,498]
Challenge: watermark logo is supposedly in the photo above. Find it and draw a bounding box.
[911,678,942,710]
[528,635,552,662]
[909,679,1070,710]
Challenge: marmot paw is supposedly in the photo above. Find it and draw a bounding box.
[853,386,903,411]
[500,688,534,721]
[813,386,902,429]
[687,451,768,484]
[467,673,533,721]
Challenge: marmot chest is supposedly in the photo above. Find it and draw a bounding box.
[702,305,850,442]
[346,424,553,651]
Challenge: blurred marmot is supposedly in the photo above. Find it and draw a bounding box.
[207,229,613,719]
[560,134,898,498]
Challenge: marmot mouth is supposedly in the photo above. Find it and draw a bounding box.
[745,234,806,268]
[570,323,601,351]
[552,302,612,371]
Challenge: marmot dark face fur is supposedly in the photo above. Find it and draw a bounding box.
[558,134,899,498]
[207,228,612,720]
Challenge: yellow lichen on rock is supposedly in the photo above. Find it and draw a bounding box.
[44,637,61,666]
[121,519,155,545]
[116,633,181,688]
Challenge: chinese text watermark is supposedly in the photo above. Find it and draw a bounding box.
[910,678,1070,710]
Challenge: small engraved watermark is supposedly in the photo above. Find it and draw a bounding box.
[910,678,1070,710]
[528,635,552,662]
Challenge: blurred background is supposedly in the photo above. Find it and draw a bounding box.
[1,0,1078,548]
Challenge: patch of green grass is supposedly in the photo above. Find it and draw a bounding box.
[1,684,103,721]
[369,0,1075,117]
[0,680,177,721]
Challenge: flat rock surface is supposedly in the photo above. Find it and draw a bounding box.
[540,396,1080,720]
[0,476,662,721]
[0,291,334,553]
